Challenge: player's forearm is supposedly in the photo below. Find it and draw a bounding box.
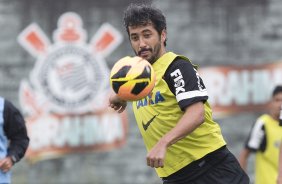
[238,149,250,171]
[278,145,282,183]
[160,102,205,147]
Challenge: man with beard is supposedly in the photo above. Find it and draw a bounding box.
[109,3,249,184]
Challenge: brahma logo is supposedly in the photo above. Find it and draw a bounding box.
[18,12,127,163]
[199,63,282,118]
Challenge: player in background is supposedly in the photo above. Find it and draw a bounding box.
[277,99,282,184]
[0,96,29,184]
[109,3,249,184]
[239,85,282,184]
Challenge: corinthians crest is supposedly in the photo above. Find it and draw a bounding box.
[18,12,123,114]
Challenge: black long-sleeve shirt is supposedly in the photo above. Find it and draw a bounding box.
[2,99,29,163]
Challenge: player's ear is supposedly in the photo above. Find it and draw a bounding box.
[161,29,167,44]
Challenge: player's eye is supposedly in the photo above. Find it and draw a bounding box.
[143,33,151,38]
[130,35,139,41]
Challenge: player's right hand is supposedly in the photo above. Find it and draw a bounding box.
[109,95,127,113]
[0,157,13,173]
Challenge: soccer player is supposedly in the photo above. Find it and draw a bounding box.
[0,97,29,183]
[239,85,282,184]
[109,3,249,184]
[278,103,282,184]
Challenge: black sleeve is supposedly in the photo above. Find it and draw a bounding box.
[163,57,208,111]
[3,100,29,164]
[244,119,266,152]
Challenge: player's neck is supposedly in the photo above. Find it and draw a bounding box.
[270,113,279,121]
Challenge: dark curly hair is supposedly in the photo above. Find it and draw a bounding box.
[123,3,167,46]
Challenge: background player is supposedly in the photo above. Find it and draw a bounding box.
[239,85,282,184]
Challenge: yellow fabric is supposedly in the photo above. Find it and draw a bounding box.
[132,52,226,177]
[255,114,282,184]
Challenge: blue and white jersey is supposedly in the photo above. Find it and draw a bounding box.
[0,97,11,183]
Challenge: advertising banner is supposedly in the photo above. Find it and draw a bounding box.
[199,62,282,118]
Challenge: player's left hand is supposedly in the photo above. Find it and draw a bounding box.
[146,140,167,168]
[0,157,13,173]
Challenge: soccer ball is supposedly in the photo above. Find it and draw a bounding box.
[110,56,156,101]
